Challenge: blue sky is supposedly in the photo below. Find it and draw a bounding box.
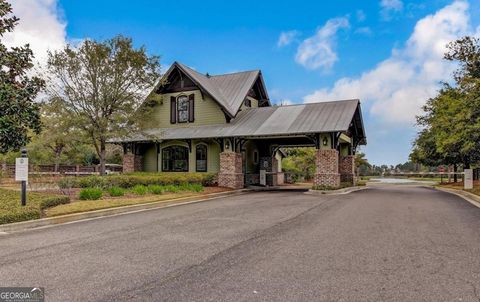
[7,0,480,165]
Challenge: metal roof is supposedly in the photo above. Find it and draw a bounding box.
[171,62,263,116]
[112,99,366,144]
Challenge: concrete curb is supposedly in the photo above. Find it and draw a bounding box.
[306,186,368,195]
[434,186,480,209]
[0,189,250,234]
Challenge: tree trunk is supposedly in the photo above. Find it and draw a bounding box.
[100,139,107,176]
[454,163,458,183]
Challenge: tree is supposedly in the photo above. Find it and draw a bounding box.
[0,0,44,154]
[411,36,480,178]
[355,152,371,176]
[29,99,82,172]
[46,36,161,174]
[282,148,316,181]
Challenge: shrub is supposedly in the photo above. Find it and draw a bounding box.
[180,183,204,192]
[163,185,180,193]
[39,196,70,210]
[0,189,70,225]
[79,188,103,200]
[148,185,164,195]
[131,185,147,195]
[108,186,125,197]
[57,173,216,189]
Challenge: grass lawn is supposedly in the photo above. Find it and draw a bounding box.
[45,186,229,217]
[0,188,69,224]
[438,181,480,197]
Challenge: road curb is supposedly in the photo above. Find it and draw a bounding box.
[434,186,480,209]
[0,189,250,233]
[306,186,368,195]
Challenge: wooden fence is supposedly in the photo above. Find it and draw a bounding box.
[0,163,123,177]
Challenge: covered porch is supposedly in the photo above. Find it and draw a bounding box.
[115,100,366,189]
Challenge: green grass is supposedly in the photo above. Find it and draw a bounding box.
[148,185,164,195]
[131,185,148,195]
[108,186,125,197]
[79,188,103,200]
[0,188,69,225]
[45,192,204,217]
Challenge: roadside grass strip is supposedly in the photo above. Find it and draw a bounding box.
[0,188,69,224]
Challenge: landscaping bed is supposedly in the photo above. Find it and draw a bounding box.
[0,188,70,225]
[0,172,225,225]
[438,181,480,197]
[45,186,229,217]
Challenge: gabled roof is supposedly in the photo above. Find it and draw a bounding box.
[160,62,269,117]
[113,99,366,145]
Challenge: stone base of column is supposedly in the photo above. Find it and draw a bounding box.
[339,155,356,186]
[314,149,340,188]
[314,173,341,188]
[123,153,143,173]
[340,173,357,185]
[218,152,244,189]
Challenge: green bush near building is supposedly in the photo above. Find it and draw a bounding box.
[79,188,103,200]
[108,187,125,197]
[58,172,216,189]
[0,188,70,225]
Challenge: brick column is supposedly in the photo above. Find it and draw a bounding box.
[339,155,356,186]
[314,149,340,188]
[218,152,244,189]
[123,152,143,173]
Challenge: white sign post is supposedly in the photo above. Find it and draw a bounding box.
[16,148,28,206]
[15,157,28,181]
[464,169,473,190]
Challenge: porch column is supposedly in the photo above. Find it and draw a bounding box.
[339,155,357,186]
[123,152,143,173]
[218,152,244,189]
[260,156,278,186]
[314,149,340,188]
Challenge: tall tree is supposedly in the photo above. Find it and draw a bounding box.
[0,0,44,154]
[46,36,161,174]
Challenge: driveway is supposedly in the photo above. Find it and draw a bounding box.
[1,186,480,301]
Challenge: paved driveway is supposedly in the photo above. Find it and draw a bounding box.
[1,185,480,301]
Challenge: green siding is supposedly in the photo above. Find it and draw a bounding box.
[144,90,226,128]
[153,139,221,173]
[244,140,259,173]
[143,144,158,172]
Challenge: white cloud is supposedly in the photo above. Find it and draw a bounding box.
[3,0,67,64]
[356,10,367,22]
[303,1,473,126]
[277,30,300,47]
[381,0,404,20]
[355,27,373,35]
[295,17,349,71]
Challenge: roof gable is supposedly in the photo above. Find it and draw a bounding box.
[158,62,269,117]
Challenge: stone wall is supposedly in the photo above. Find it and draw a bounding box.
[339,155,356,185]
[314,149,340,188]
[123,153,143,173]
[218,152,244,189]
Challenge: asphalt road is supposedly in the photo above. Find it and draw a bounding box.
[1,185,480,301]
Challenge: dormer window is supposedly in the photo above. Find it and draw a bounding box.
[170,94,195,124]
[244,99,251,107]
[177,95,189,123]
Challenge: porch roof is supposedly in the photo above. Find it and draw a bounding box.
[112,99,366,144]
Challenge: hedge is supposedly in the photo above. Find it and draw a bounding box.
[58,172,217,189]
[0,189,70,225]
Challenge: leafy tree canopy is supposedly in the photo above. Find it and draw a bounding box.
[0,0,44,154]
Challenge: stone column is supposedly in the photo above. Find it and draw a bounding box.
[123,152,143,173]
[314,149,340,188]
[339,155,356,186]
[260,156,278,186]
[218,152,244,189]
